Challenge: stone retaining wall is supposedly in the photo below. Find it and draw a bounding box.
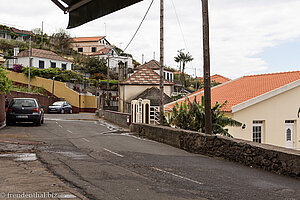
[131,123,300,177]
[99,110,131,128]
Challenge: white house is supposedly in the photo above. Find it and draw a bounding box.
[0,25,33,41]
[6,48,72,70]
[165,71,300,150]
[91,47,133,72]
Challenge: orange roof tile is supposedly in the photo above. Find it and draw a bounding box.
[165,71,300,112]
[18,48,70,62]
[72,36,105,42]
[196,74,231,84]
[121,66,174,85]
[91,47,111,56]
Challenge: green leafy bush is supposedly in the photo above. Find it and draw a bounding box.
[168,97,242,137]
[0,66,12,94]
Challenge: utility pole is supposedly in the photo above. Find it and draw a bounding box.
[106,55,110,107]
[202,0,212,134]
[142,54,144,64]
[159,0,164,124]
[41,21,44,47]
[28,36,32,93]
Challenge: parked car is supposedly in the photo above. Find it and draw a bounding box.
[6,98,44,126]
[48,101,73,114]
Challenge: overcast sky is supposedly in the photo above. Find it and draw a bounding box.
[1,0,300,78]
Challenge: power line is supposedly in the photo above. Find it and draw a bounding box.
[171,0,196,76]
[123,0,154,52]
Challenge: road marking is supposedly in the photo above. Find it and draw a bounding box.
[82,138,90,142]
[103,148,124,158]
[151,167,203,185]
[67,130,73,134]
[58,125,63,128]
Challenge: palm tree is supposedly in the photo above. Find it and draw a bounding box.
[174,49,184,82]
[174,50,193,88]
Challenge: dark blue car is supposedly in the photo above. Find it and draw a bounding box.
[48,101,73,114]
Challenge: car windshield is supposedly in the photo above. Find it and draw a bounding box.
[52,102,65,106]
[11,99,36,107]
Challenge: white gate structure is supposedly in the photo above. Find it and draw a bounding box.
[131,98,150,124]
[150,106,160,125]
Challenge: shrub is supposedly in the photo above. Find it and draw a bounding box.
[13,64,24,73]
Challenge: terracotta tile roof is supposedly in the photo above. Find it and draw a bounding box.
[91,47,111,56]
[165,71,300,112]
[196,74,231,84]
[18,48,70,62]
[136,60,174,72]
[120,66,174,85]
[10,28,33,36]
[72,36,105,42]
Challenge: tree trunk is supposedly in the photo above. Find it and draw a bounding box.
[181,62,185,89]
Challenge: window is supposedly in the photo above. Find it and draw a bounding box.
[167,73,170,80]
[0,33,5,38]
[62,63,67,70]
[164,72,166,78]
[91,47,96,52]
[253,121,263,143]
[170,74,173,82]
[78,48,83,52]
[50,62,56,68]
[39,60,45,69]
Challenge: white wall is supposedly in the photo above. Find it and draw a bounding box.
[95,54,133,71]
[228,85,300,149]
[16,57,72,70]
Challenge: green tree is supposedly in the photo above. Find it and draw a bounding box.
[50,29,73,53]
[32,28,49,46]
[174,50,193,88]
[83,57,107,75]
[0,67,12,94]
[168,97,242,137]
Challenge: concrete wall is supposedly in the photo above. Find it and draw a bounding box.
[99,109,131,128]
[6,71,97,113]
[228,85,300,149]
[131,123,300,177]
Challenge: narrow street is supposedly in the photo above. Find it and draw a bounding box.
[1,113,299,200]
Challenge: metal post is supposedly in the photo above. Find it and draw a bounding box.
[52,77,55,96]
[159,0,164,124]
[28,36,31,93]
[202,0,212,134]
[41,21,44,47]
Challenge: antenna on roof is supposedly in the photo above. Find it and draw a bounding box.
[153,52,155,60]
[142,54,144,64]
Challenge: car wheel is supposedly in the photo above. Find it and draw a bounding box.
[35,118,42,126]
[69,109,73,114]
[61,109,65,114]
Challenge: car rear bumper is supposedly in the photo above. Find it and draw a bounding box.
[6,113,41,123]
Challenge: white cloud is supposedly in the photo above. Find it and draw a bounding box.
[1,0,300,78]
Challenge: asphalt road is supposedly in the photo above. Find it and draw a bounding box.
[1,113,299,200]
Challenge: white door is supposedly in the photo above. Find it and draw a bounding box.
[285,123,294,148]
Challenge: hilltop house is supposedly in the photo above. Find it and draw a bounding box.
[0,25,33,41]
[119,65,174,113]
[71,36,110,56]
[6,48,72,70]
[91,46,133,72]
[165,71,300,149]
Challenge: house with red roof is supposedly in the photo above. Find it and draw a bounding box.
[0,24,33,41]
[165,71,300,149]
[6,48,72,70]
[71,36,110,56]
[119,65,174,113]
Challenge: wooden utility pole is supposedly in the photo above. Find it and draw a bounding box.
[202,0,212,134]
[159,0,164,124]
[28,36,32,93]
